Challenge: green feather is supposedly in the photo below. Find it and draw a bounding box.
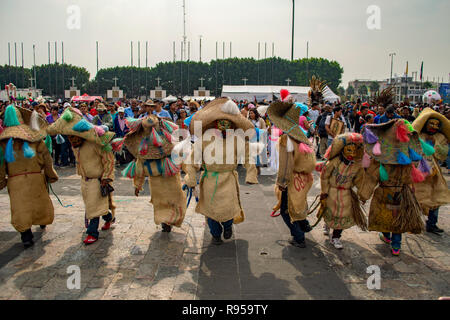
[61,108,73,122]
[419,138,435,156]
[102,144,112,152]
[44,135,53,154]
[403,120,415,132]
[4,105,20,127]
[379,163,388,182]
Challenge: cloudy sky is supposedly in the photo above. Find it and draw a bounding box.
[1,0,449,87]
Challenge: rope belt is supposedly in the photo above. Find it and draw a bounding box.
[201,166,220,204]
[8,171,41,179]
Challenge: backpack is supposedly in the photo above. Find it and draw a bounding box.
[318,112,330,137]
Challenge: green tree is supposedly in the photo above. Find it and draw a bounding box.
[34,63,90,96]
[358,85,368,96]
[0,65,32,90]
[369,81,380,96]
[347,85,355,95]
[423,81,433,89]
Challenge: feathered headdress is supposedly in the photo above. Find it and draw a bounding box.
[307,76,326,106]
[371,85,395,108]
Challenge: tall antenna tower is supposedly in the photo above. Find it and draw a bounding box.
[182,0,187,62]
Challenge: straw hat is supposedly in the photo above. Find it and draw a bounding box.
[188,98,254,135]
[96,103,107,112]
[143,99,156,107]
[412,107,450,140]
[46,107,114,147]
[362,119,423,165]
[123,114,176,159]
[267,100,311,145]
[325,133,364,161]
[0,105,48,142]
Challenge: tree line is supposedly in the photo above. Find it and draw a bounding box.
[0,57,343,98]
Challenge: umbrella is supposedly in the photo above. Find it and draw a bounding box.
[423,90,441,103]
[71,94,103,102]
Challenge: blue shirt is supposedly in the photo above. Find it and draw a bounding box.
[154,109,171,118]
[379,113,401,124]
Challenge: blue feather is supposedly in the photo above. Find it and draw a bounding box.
[5,138,15,163]
[408,147,422,162]
[397,150,411,165]
[72,119,93,132]
[22,141,35,158]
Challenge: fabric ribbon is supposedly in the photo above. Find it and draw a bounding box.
[201,166,220,204]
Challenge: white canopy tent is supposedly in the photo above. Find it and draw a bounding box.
[162,95,177,103]
[182,96,216,102]
[221,85,340,103]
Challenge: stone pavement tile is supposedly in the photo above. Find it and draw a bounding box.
[8,287,42,300]
[80,288,107,300]
[197,274,240,297]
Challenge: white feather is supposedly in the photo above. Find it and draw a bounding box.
[286,136,294,152]
[221,100,240,115]
[249,142,265,156]
[171,138,192,164]
[30,110,41,131]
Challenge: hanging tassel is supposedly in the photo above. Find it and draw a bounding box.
[418,158,431,175]
[56,134,65,144]
[4,105,20,127]
[45,134,53,154]
[139,138,149,155]
[150,127,163,147]
[5,138,15,163]
[30,110,41,131]
[372,141,382,155]
[163,157,180,176]
[403,120,415,132]
[298,143,313,154]
[362,152,371,168]
[0,147,4,166]
[111,138,125,153]
[61,108,73,122]
[22,141,35,158]
[102,144,112,152]
[411,164,425,183]
[315,161,325,172]
[94,126,105,137]
[163,129,173,143]
[126,118,143,132]
[286,136,294,152]
[162,119,178,133]
[324,146,332,159]
[121,161,136,178]
[396,122,410,142]
[397,151,411,165]
[408,147,422,161]
[379,163,388,182]
[72,119,93,132]
[363,127,378,144]
[419,138,435,156]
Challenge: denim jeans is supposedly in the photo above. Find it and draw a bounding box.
[327,138,333,148]
[87,212,113,238]
[446,145,450,170]
[280,190,305,243]
[207,218,233,238]
[426,208,439,229]
[60,137,75,166]
[382,232,402,250]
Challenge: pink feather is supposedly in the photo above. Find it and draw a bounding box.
[373,141,382,156]
[411,164,425,183]
[324,146,332,159]
[298,143,313,154]
[315,162,325,172]
[72,108,83,116]
[362,152,371,168]
[94,126,105,137]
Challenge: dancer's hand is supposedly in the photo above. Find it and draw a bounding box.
[134,188,140,197]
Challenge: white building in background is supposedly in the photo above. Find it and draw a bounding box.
[0,88,43,102]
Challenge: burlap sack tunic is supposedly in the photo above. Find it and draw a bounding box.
[133,158,186,227]
[413,132,450,213]
[0,140,58,232]
[73,140,116,219]
[320,157,365,230]
[183,134,258,223]
[276,134,316,223]
[359,161,414,233]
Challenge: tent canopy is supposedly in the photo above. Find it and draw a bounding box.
[71,94,103,102]
[183,96,215,102]
[221,85,340,103]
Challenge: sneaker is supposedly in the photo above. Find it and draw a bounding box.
[223,227,233,240]
[83,235,98,245]
[299,219,312,233]
[289,238,306,248]
[323,224,330,236]
[211,236,223,245]
[330,238,343,249]
[101,221,112,231]
[161,223,172,233]
[391,248,400,256]
[379,232,392,244]
[23,239,34,249]
[426,225,444,234]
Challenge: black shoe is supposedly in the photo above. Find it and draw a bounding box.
[299,220,312,233]
[427,225,444,234]
[289,239,306,248]
[40,225,46,230]
[211,236,223,245]
[223,227,233,240]
[161,223,172,233]
[23,239,34,249]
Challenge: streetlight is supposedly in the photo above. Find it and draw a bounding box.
[389,52,396,84]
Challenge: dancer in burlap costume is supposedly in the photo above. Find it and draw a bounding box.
[359,115,429,256]
[319,132,367,249]
[183,98,260,245]
[267,88,317,248]
[0,105,58,248]
[113,114,187,232]
[412,108,450,234]
[47,107,116,245]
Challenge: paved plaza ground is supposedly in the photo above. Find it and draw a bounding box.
[0,165,448,300]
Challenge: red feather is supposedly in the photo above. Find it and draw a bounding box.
[280,89,290,101]
[396,122,410,142]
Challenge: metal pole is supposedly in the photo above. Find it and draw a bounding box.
[187,41,190,95]
[8,42,10,66]
[306,41,309,82]
[291,0,295,61]
[48,42,51,95]
[222,42,225,85]
[55,42,58,96]
[146,41,148,96]
[389,53,396,84]
[230,42,232,58]
[264,42,267,85]
[258,42,260,85]
[181,41,183,95]
[62,41,65,94]
[33,44,37,89]
[216,41,218,95]
[199,36,202,62]
[272,42,274,85]
[14,43,17,85]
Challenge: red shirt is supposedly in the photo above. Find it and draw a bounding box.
[90,108,98,116]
